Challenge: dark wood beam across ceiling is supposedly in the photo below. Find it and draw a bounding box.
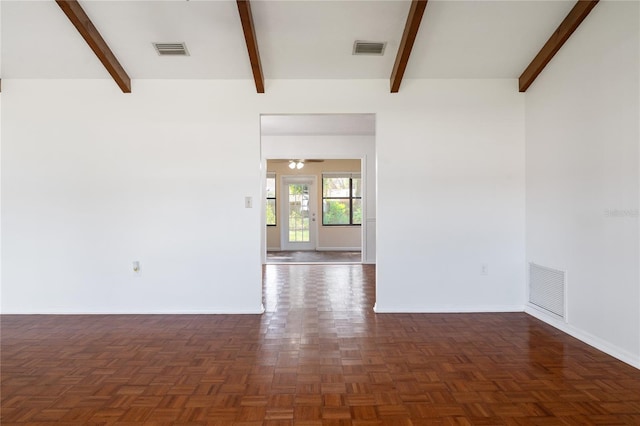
[55,0,131,93]
[390,0,428,93]
[237,0,265,94]
[519,0,599,92]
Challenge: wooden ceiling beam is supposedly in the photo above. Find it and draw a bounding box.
[55,0,131,93]
[390,0,428,93]
[519,0,599,92]
[237,0,265,93]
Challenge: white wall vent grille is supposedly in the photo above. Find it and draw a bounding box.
[353,41,386,55]
[529,263,565,318]
[153,42,189,56]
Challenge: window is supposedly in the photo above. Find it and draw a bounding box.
[266,173,276,226]
[322,173,362,225]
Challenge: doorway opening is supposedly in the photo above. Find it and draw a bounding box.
[260,113,376,266]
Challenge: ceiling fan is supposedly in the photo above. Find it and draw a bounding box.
[269,159,325,170]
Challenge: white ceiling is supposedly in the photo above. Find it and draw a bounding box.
[406,0,574,78]
[1,0,578,81]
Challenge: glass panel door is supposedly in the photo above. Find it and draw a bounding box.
[281,177,316,250]
[288,183,310,242]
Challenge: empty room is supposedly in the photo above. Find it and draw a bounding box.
[1,0,639,424]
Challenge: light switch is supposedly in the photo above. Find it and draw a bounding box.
[245,196,253,208]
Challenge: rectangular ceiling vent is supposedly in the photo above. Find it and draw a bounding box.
[153,42,189,56]
[353,41,386,56]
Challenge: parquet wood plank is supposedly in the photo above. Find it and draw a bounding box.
[2,264,640,424]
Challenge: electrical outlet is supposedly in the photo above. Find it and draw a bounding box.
[481,264,488,276]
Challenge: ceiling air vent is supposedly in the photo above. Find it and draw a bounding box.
[353,41,386,56]
[153,42,189,56]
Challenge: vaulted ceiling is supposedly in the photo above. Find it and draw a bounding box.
[0,0,599,93]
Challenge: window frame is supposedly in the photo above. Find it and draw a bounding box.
[266,172,277,226]
[321,173,362,226]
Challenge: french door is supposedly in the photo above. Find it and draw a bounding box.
[280,176,317,251]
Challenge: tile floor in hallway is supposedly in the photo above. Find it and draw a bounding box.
[1,264,640,425]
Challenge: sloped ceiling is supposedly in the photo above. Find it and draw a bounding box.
[2,0,577,81]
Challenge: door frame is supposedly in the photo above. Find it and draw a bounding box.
[259,113,376,266]
[280,175,318,251]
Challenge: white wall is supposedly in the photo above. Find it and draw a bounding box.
[525,1,640,367]
[0,89,3,309]
[2,81,264,313]
[1,78,525,314]
[376,81,526,312]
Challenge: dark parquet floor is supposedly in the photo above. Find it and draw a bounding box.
[2,264,640,425]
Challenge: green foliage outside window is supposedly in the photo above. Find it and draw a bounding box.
[323,199,350,225]
[322,175,362,226]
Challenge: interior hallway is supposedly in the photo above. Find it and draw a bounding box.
[1,264,639,424]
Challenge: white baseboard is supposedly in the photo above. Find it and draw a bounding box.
[0,307,266,315]
[316,247,362,251]
[525,305,640,369]
[373,304,524,313]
